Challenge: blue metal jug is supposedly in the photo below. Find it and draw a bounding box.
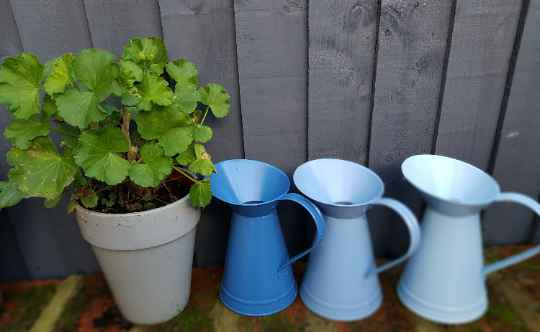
[210,159,326,316]
[293,159,421,321]
[397,154,540,324]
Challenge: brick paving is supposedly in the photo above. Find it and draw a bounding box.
[1,246,539,332]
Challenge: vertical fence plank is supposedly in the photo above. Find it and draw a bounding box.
[0,0,28,281]
[368,0,454,257]
[6,0,100,279]
[484,0,540,246]
[308,0,378,164]
[234,0,312,258]
[435,0,522,170]
[83,0,164,57]
[159,0,244,266]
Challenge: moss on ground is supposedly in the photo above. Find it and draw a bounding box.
[2,285,55,332]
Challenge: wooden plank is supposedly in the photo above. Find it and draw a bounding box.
[233,0,308,176]
[434,0,522,170]
[9,0,93,61]
[0,0,29,281]
[367,0,454,257]
[159,0,244,266]
[483,0,540,246]
[307,0,378,164]
[233,0,313,259]
[83,0,163,58]
[7,0,100,279]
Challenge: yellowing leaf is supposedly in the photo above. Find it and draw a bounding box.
[7,137,78,199]
[44,53,74,94]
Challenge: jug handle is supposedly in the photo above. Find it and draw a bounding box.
[277,193,326,271]
[483,192,540,275]
[371,198,422,275]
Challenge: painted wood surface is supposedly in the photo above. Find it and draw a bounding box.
[435,0,522,170]
[233,0,314,258]
[0,0,539,280]
[159,0,244,266]
[483,0,540,246]
[0,0,28,281]
[6,0,100,279]
[83,0,163,58]
[307,0,377,164]
[367,0,454,256]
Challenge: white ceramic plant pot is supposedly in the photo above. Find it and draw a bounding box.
[75,194,201,325]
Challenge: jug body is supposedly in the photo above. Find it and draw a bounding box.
[211,159,326,316]
[220,203,297,316]
[397,207,487,324]
[398,154,540,324]
[294,159,421,321]
[300,214,382,321]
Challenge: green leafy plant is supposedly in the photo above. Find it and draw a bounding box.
[0,37,229,212]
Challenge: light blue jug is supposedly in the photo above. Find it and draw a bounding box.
[210,159,326,316]
[397,154,540,324]
[293,159,421,321]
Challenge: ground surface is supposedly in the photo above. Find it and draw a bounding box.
[1,246,539,332]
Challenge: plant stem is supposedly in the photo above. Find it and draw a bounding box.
[122,104,138,163]
[172,166,201,184]
[200,105,210,125]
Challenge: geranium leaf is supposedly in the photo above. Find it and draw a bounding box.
[73,127,131,185]
[189,179,212,207]
[192,124,213,143]
[57,123,81,148]
[44,53,74,94]
[166,60,198,87]
[122,37,168,73]
[72,49,121,101]
[176,145,196,165]
[70,169,87,188]
[199,83,230,118]
[42,60,55,83]
[0,181,25,210]
[173,82,200,113]
[159,127,193,156]
[129,143,172,187]
[189,159,215,176]
[44,192,63,208]
[66,200,76,214]
[135,104,190,140]
[0,53,43,119]
[137,72,173,111]
[81,190,98,208]
[119,60,143,86]
[42,94,60,119]
[55,87,106,128]
[6,137,78,199]
[120,87,140,106]
[4,114,50,149]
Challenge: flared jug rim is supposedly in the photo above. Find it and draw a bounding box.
[211,159,291,207]
[401,154,500,206]
[293,158,385,207]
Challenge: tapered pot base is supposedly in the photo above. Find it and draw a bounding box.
[219,283,297,316]
[397,281,487,325]
[300,284,382,321]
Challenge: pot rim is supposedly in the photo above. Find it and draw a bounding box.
[74,191,193,217]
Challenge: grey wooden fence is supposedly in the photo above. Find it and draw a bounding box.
[1,0,539,280]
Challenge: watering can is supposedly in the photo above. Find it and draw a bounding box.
[397,154,540,324]
[210,159,326,316]
[293,159,421,321]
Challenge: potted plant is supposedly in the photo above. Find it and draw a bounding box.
[0,37,229,324]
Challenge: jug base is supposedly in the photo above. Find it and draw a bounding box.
[397,282,487,324]
[219,283,298,316]
[300,284,382,321]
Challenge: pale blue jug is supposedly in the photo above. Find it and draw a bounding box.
[293,159,421,321]
[210,159,326,316]
[397,154,540,324]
